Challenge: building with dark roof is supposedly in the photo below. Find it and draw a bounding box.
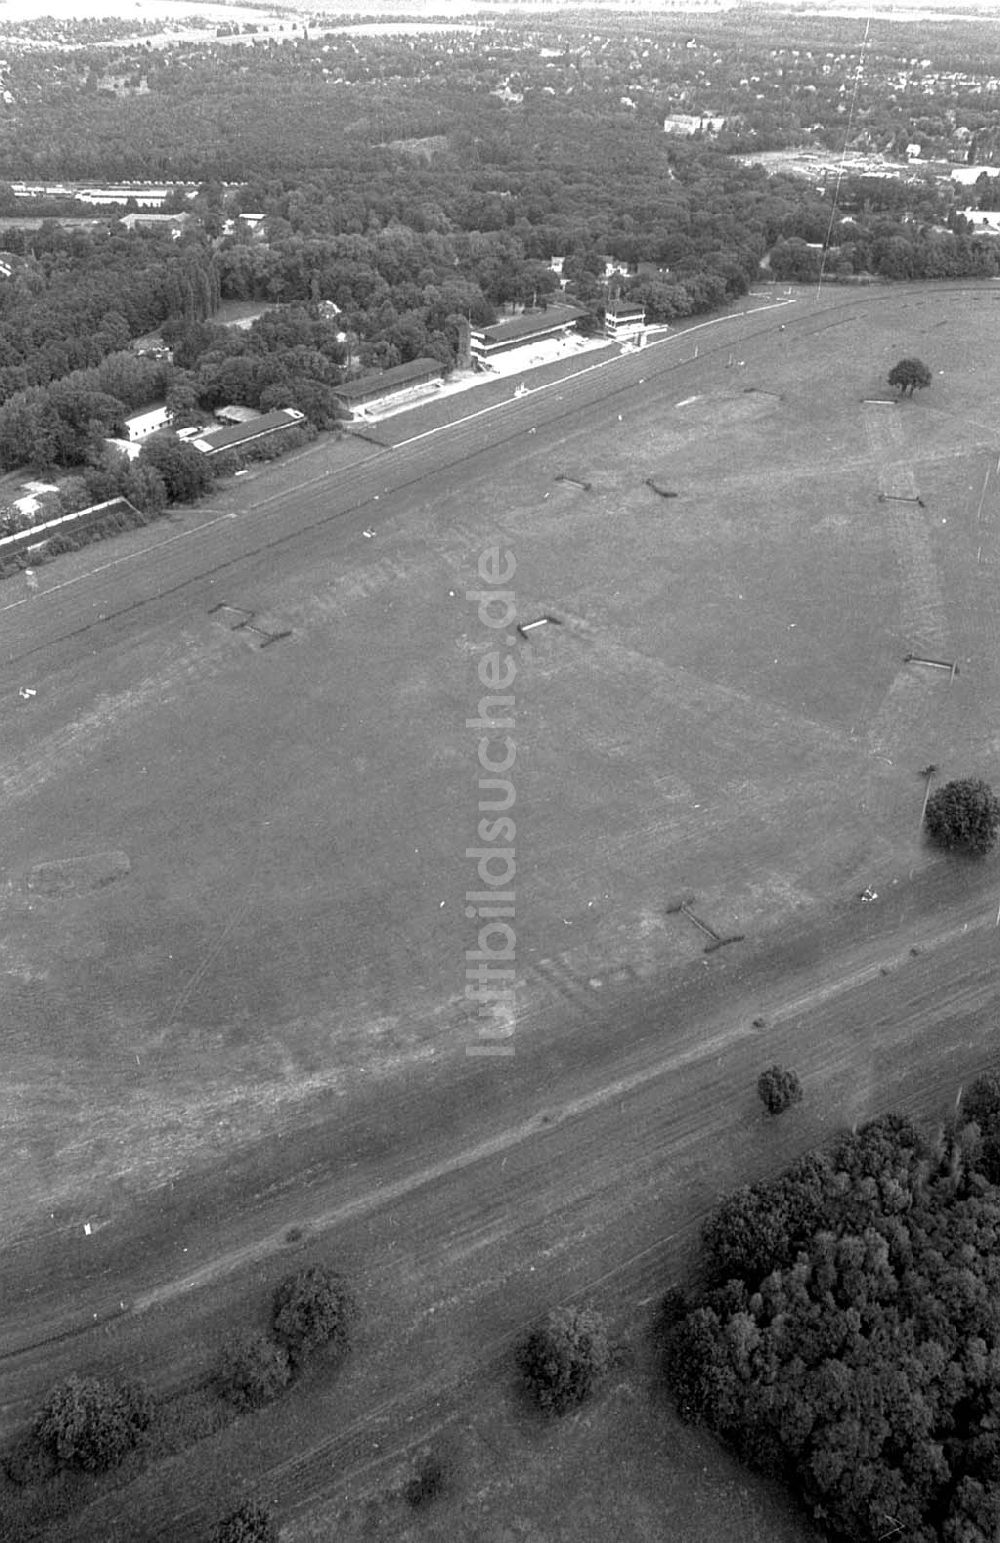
[332,357,444,415]
[189,407,306,455]
[470,304,588,367]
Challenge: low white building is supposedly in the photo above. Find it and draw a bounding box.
[663,113,726,136]
[962,208,1000,233]
[599,255,630,280]
[118,212,190,238]
[124,405,171,441]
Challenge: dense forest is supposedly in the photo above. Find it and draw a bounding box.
[0,10,998,481]
[0,225,219,404]
[663,1083,1000,1542]
[0,300,345,476]
[2,11,1000,177]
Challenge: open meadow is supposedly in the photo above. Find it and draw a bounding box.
[3,282,1000,1539]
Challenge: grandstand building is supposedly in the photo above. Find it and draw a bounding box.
[332,357,444,417]
[470,304,588,370]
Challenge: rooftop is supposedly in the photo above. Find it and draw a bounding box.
[215,404,263,424]
[476,304,588,345]
[191,408,305,453]
[334,356,444,402]
[124,402,169,422]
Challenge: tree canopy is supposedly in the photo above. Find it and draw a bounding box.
[271,1264,356,1369]
[924,777,1000,856]
[30,1375,152,1473]
[515,1305,611,1414]
[757,1065,803,1116]
[888,357,932,396]
[214,1330,292,1412]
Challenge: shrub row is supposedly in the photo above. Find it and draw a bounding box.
[214,1263,356,1414]
[5,1262,356,1543]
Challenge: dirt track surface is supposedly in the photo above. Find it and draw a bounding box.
[3,283,1000,1539]
[5,877,999,1541]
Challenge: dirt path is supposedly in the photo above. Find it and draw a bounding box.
[125,881,998,1316]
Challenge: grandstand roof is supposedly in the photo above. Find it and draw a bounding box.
[473,304,587,349]
[333,357,444,405]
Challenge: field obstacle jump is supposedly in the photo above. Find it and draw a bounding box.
[645,478,679,499]
[555,474,592,491]
[904,652,959,681]
[516,615,562,640]
[878,492,926,507]
[918,764,938,827]
[665,894,744,954]
[209,602,292,649]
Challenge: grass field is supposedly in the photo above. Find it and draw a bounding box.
[2,282,1000,1540]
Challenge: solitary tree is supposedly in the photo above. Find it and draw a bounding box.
[925,777,1000,856]
[757,1065,803,1116]
[888,357,932,397]
[515,1305,610,1414]
[31,1375,152,1473]
[214,1329,291,1411]
[271,1264,356,1370]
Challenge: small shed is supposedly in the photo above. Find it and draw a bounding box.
[215,404,263,425]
